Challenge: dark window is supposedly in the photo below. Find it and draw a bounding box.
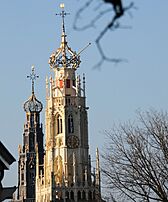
[57,117,60,134]
[82,191,86,199]
[68,114,74,133]
[72,79,76,87]
[93,191,96,199]
[66,97,71,105]
[88,191,92,199]
[65,191,69,199]
[60,119,62,133]
[78,191,81,200]
[57,115,62,134]
[21,173,24,181]
[66,79,70,88]
[36,114,39,123]
[29,133,34,151]
[70,191,74,200]
[30,114,34,126]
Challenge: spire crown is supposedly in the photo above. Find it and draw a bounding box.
[49,4,81,70]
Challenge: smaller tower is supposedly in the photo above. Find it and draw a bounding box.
[16,66,44,201]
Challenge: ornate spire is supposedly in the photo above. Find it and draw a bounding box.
[56,3,69,36]
[49,4,81,69]
[23,66,43,113]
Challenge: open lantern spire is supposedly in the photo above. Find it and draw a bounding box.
[49,4,81,70]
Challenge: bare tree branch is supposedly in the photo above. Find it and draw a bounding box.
[74,7,113,31]
[102,110,168,201]
[73,0,95,31]
[95,1,134,68]
[74,0,135,68]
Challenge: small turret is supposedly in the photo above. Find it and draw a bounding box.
[16,66,44,201]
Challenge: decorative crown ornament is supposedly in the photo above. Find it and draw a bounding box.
[48,4,81,70]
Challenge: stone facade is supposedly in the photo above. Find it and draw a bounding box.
[35,5,102,202]
[14,5,103,202]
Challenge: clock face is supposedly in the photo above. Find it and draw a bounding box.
[67,135,79,149]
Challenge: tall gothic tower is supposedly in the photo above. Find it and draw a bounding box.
[17,66,44,201]
[36,5,102,202]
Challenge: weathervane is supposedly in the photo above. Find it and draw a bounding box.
[56,3,70,33]
[27,65,39,95]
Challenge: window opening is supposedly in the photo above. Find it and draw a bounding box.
[66,79,70,88]
[65,191,69,199]
[82,191,86,199]
[70,191,74,200]
[72,79,76,87]
[88,191,92,199]
[57,115,63,134]
[30,114,34,126]
[68,114,74,133]
[21,173,24,181]
[78,191,81,200]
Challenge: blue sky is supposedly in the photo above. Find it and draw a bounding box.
[1,0,168,189]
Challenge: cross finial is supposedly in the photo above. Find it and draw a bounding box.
[56,3,70,33]
[27,65,39,95]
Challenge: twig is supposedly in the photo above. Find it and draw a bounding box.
[74,1,135,68]
[94,2,134,68]
[74,7,113,31]
[73,0,94,30]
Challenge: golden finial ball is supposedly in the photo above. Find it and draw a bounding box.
[60,3,64,9]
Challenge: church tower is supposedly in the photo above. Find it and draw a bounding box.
[17,66,44,201]
[36,5,102,202]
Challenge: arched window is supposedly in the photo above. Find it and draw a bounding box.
[77,191,81,200]
[66,79,71,88]
[70,191,74,200]
[93,190,96,199]
[57,115,62,134]
[82,191,86,199]
[29,133,34,151]
[88,191,92,200]
[30,114,34,126]
[65,191,69,199]
[68,114,74,133]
